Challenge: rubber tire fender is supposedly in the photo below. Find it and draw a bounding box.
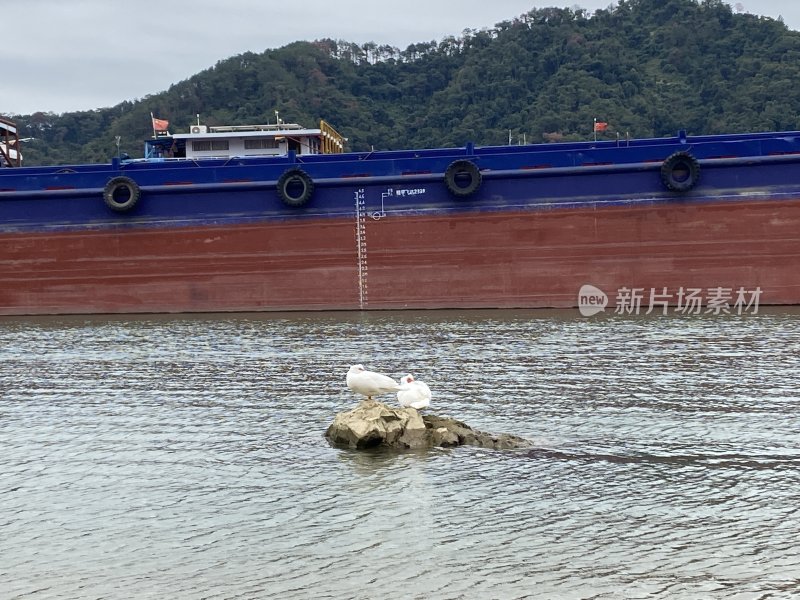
[103,176,141,212]
[277,168,314,207]
[660,151,700,192]
[444,159,482,197]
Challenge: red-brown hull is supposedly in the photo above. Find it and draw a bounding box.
[366,197,800,309]
[1,197,799,315]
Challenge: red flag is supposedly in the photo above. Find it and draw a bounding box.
[594,121,608,132]
[152,117,169,131]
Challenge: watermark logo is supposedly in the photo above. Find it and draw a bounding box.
[578,285,762,316]
[578,284,609,317]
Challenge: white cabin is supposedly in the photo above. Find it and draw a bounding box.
[144,119,345,161]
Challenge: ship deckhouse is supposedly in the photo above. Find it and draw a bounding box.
[0,116,22,167]
[144,119,345,161]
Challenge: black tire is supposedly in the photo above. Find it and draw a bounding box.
[444,160,482,197]
[660,152,700,192]
[103,176,140,212]
[277,168,314,207]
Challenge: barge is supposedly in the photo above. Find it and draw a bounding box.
[1,115,798,315]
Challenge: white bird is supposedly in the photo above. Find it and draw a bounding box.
[346,364,401,401]
[397,374,432,410]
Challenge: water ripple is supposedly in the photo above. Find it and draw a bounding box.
[1,309,800,599]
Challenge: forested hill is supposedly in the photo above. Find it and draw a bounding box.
[12,0,800,166]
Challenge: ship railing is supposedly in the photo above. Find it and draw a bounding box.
[209,124,304,133]
[1,115,22,167]
[320,120,346,154]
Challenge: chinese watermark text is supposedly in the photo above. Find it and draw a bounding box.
[579,285,761,316]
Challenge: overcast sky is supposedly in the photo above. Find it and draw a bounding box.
[1,0,797,116]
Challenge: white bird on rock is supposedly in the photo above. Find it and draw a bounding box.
[397,374,432,410]
[346,364,401,401]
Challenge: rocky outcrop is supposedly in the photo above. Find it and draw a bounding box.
[325,400,532,451]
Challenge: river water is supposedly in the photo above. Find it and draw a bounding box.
[1,309,799,599]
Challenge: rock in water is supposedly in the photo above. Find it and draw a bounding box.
[422,415,532,450]
[325,400,532,451]
[325,400,428,450]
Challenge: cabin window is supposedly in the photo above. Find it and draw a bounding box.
[192,140,229,151]
[244,138,279,150]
